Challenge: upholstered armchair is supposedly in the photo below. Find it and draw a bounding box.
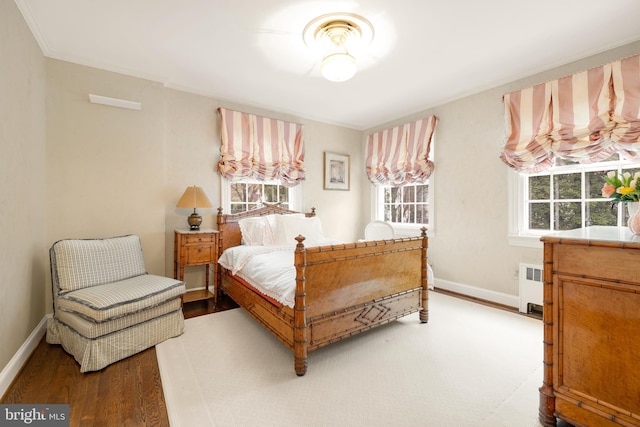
[47,235,186,372]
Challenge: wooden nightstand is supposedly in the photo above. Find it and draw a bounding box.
[174,229,219,307]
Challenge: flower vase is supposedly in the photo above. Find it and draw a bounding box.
[627,202,640,234]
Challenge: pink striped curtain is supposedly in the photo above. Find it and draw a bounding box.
[501,82,554,172]
[217,108,305,187]
[612,55,640,153]
[365,116,437,186]
[501,53,640,173]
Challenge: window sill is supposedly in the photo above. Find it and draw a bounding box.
[508,234,543,248]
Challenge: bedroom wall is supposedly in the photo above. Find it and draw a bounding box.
[4,0,640,377]
[362,40,640,303]
[163,89,363,241]
[162,90,363,289]
[45,60,167,273]
[0,0,46,376]
[45,64,364,298]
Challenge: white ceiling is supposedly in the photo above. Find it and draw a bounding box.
[16,0,640,130]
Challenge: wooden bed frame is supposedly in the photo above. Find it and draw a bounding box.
[216,205,429,376]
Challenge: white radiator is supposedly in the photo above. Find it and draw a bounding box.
[518,263,543,315]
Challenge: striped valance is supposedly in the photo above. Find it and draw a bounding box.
[501,53,640,173]
[217,108,305,187]
[365,116,437,186]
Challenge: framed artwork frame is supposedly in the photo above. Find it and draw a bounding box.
[324,152,350,191]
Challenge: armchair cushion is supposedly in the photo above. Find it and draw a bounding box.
[56,273,185,322]
[55,298,182,339]
[53,235,147,292]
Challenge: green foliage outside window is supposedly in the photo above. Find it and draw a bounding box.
[525,159,640,231]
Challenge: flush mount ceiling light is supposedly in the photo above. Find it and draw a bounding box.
[303,13,374,82]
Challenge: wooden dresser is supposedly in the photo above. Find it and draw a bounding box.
[539,226,640,427]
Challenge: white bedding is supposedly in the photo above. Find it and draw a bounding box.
[218,239,342,308]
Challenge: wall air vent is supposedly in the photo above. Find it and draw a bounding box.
[89,94,141,110]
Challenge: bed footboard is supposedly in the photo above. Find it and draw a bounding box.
[293,228,429,375]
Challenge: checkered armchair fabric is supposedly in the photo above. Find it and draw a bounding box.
[52,235,147,292]
[47,235,186,372]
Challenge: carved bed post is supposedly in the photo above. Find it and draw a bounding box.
[419,227,429,323]
[293,235,308,376]
[539,240,556,426]
[216,208,225,251]
[216,208,225,300]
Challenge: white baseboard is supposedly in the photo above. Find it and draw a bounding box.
[434,278,519,309]
[0,314,49,399]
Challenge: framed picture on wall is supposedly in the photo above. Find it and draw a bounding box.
[324,152,350,191]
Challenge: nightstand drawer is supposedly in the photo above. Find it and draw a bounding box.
[184,234,215,245]
[185,246,214,264]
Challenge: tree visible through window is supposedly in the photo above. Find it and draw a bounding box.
[381,184,429,225]
[524,155,640,232]
[229,181,290,214]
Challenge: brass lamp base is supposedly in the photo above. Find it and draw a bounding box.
[187,211,202,230]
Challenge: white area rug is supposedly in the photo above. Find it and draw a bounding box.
[157,292,544,427]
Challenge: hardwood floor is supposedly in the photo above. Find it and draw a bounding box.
[0,295,238,427]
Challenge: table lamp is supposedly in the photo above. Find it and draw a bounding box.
[176,186,212,230]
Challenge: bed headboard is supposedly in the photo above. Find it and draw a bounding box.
[216,205,316,255]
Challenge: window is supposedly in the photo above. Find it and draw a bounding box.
[512,154,640,244]
[380,184,429,224]
[221,178,300,214]
[366,116,437,236]
[372,180,433,236]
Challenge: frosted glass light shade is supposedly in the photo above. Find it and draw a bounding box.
[321,52,357,82]
[303,13,374,83]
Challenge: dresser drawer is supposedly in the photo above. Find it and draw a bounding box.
[185,245,214,264]
[555,244,640,283]
[184,234,215,245]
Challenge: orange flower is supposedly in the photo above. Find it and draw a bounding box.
[601,184,616,197]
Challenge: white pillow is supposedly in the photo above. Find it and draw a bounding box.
[273,215,324,246]
[263,213,304,246]
[238,217,268,246]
